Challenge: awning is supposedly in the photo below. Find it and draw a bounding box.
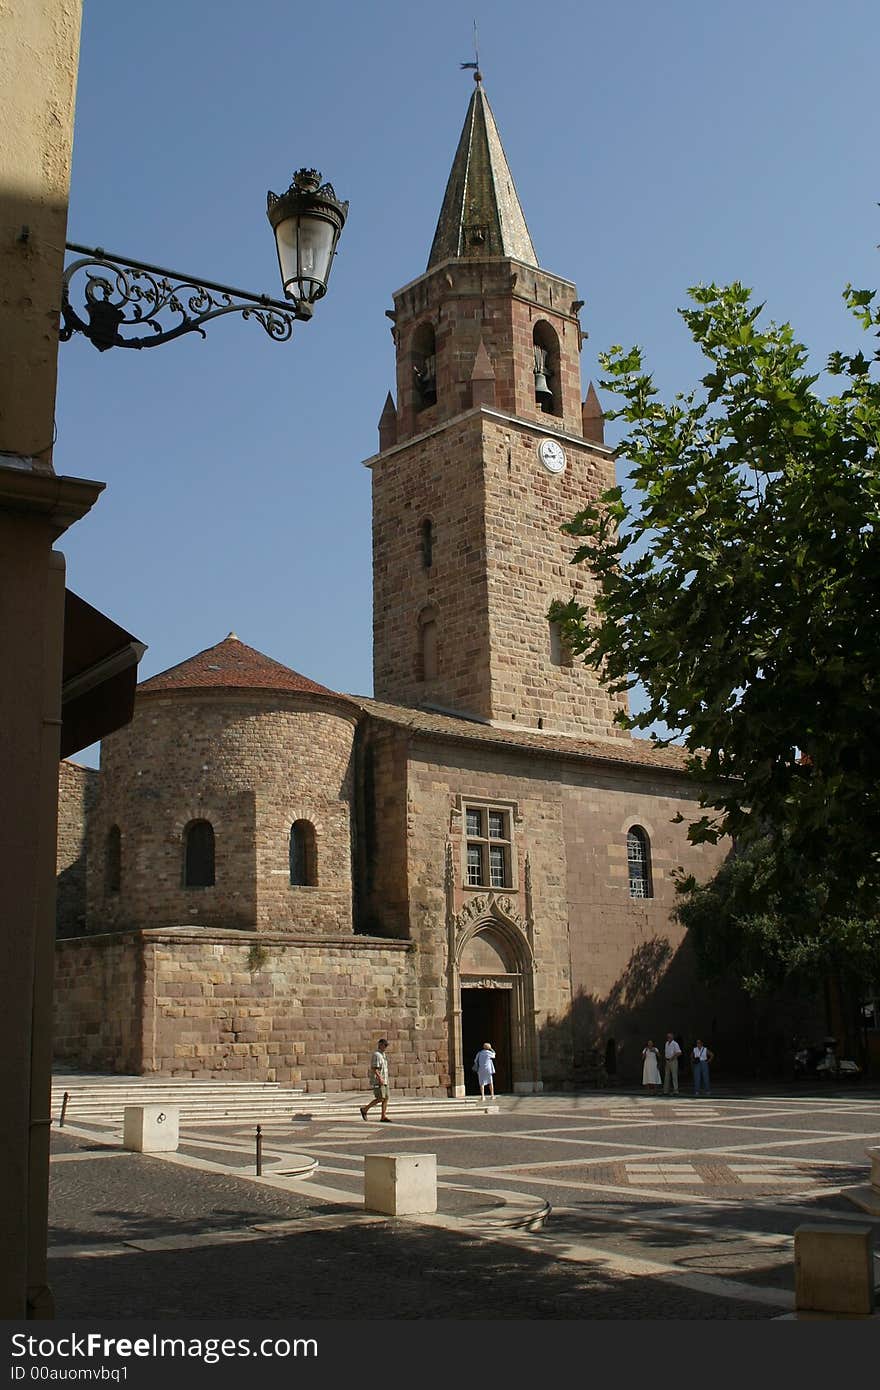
[61,590,146,758]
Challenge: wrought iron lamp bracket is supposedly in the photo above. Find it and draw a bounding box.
[60,243,308,351]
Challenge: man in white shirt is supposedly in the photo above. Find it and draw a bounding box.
[360,1038,392,1122]
[663,1032,682,1094]
[692,1039,713,1097]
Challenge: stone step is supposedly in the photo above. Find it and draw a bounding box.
[51,1075,497,1126]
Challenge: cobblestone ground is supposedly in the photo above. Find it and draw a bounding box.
[47,1087,880,1323]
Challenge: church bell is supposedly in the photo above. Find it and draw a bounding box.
[533,346,553,408]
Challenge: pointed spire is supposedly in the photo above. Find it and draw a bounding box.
[582,381,605,445]
[470,338,496,408]
[378,391,398,451]
[427,84,537,270]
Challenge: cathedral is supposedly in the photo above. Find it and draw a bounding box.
[55,78,743,1094]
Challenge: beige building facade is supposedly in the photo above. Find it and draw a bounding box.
[56,79,759,1094]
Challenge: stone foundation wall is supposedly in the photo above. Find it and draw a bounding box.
[54,929,448,1093]
[54,933,143,1073]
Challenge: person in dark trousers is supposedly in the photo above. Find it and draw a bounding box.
[692,1039,714,1097]
[360,1038,392,1122]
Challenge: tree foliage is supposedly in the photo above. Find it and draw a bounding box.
[552,279,880,919]
[674,836,880,996]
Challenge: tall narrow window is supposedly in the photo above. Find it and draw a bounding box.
[184,819,215,888]
[549,620,573,667]
[418,606,438,681]
[412,322,437,409]
[105,825,121,895]
[420,518,434,569]
[533,321,561,416]
[463,804,513,889]
[290,820,318,886]
[627,826,652,899]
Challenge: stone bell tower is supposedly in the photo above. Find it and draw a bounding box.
[367,76,626,738]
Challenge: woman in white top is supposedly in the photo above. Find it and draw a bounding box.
[474,1043,496,1099]
[641,1040,661,1091]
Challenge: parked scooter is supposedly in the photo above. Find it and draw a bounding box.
[793,1037,861,1081]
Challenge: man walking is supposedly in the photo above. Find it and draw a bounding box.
[692,1039,713,1097]
[360,1038,392,1122]
[663,1032,682,1094]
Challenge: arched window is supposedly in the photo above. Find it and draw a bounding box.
[412,321,437,410]
[420,518,434,570]
[549,620,573,667]
[533,321,561,416]
[290,820,317,886]
[627,826,652,899]
[105,825,121,895]
[184,819,215,888]
[417,605,438,681]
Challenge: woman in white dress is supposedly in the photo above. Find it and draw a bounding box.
[641,1040,661,1092]
[474,1042,496,1099]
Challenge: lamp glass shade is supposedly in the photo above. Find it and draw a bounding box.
[274,213,338,305]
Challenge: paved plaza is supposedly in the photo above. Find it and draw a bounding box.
[48,1085,880,1320]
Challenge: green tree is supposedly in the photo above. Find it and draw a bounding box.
[674,835,880,998]
[552,279,880,924]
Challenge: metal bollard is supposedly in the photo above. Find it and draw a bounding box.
[255,1124,263,1176]
[59,1091,69,1128]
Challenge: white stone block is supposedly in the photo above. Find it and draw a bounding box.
[123,1103,180,1153]
[867,1145,880,1193]
[364,1153,437,1215]
[794,1223,875,1315]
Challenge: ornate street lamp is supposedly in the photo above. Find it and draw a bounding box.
[60,168,348,352]
[266,168,349,313]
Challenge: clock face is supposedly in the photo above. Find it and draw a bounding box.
[538,437,566,474]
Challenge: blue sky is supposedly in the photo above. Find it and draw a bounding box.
[57,1,880,764]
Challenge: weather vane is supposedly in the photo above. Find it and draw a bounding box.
[460,20,482,82]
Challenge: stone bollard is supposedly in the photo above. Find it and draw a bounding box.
[364,1153,437,1216]
[122,1103,180,1153]
[794,1223,875,1316]
[843,1144,880,1215]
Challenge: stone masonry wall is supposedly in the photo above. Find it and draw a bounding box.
[562,767,728,1082]
[400,733,729,1088]
[57,759,97,937]
[372,411,493,715]
[371,408,624,735]
[480,413,625,735]
[54,929,448,1093]
[402,738,574,1085]
[54,933,143,1073]
[356,724,411,939]
[87,693,356,936]
[252,703,357,932]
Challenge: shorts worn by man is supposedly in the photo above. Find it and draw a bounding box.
[360,1038,391,1122]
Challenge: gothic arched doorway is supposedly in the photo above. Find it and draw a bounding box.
[448,896,540,1096]
[461,984,513,1093]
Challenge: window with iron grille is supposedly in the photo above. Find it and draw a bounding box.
[463,803,513,889]
[627,826,652,899]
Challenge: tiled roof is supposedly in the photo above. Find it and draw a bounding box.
[351,697,693,776]
[138,634,341,699]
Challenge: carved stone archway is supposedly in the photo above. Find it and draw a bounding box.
[447,892,541,1097]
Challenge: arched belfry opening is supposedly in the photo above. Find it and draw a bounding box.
[448,895,540,1096]
[533,320,561,416]
[411,321,437,410]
